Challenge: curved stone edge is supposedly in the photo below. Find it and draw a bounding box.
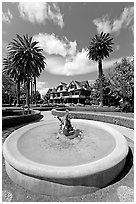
[2,110,42,128]
[3,119,128,179]
[52,109,134,129]
[5,158,126,197]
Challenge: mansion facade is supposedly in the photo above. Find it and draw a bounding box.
[47,80,92,105]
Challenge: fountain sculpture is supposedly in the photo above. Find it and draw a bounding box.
[56,109,83,139]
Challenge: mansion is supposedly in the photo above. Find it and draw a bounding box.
[47,80,92,105]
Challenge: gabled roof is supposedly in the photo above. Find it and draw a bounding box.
[88,80,95,87]
[55,82,68,92]
[50,88,57,93]
[57,82,67,88]
[75,80,90,88]
[49,80,92,94]
[60,82,67,86]
[67,80,91,91]
[46,88,53,94]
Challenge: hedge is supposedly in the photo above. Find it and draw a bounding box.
[2,109,24,117]
[67,106,121,112]
[52,109,134,129]
[33,107,53,111]
[32,105,66,111]
[2,110,42,129]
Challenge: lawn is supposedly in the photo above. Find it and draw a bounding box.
[98,112,134,118]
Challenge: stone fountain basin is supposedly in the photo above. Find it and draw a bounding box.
[3,119,128,197]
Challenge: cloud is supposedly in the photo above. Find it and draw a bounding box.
[93,6,134,35]
[18,2,48,23]
[130,25,134,34]
[2,41,8,59]
[93,15,112,33]
[47,3,64,28]
[46,51,122,76]
[33,32,122,76]
[115,45,120,51]
[37,82,49,96]
[2,9,13,23]
[18,2,64,28]
[33,33,77,57]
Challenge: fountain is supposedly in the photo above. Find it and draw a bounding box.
[56,109,83,139]
[3,110,128,197]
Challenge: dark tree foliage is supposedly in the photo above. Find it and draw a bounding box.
[108,57,134,112]
[91,75,116,106]
[2,72,16,104]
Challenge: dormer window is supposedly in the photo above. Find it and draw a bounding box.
[70,84,75,89]
[60,86,63,91]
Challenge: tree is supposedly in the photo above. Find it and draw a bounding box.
[43,89,50,104]
[2,72,16,104]
[91,74,113,106]
[108,57,134,112]
[3,34,46,107]
[87,32,114,106]
[3,56,24,106]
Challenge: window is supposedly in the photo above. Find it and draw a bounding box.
[60,86,63,91]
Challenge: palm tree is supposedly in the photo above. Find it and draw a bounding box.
[4,34,46,107]
[88,32,114,106]
[33,76,37,105]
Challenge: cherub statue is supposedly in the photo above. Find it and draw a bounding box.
[56,109,82,139]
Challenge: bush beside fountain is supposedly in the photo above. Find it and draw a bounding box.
[2,109,42,129]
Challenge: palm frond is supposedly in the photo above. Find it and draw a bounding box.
[88,32,114,61]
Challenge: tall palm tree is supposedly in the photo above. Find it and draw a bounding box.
[4,34,46,107]
[88,32,114,106]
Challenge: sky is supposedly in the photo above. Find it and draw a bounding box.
[2,1,134,96]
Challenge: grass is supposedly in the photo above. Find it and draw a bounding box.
[98,112,134,118]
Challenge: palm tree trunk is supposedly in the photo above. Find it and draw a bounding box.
[30,79,33,105]
[34,76,37,105]
[26,78,30,107]
[16,79,20,106]
[98,58,103,107]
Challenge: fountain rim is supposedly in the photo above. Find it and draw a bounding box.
[3,119,128,179]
